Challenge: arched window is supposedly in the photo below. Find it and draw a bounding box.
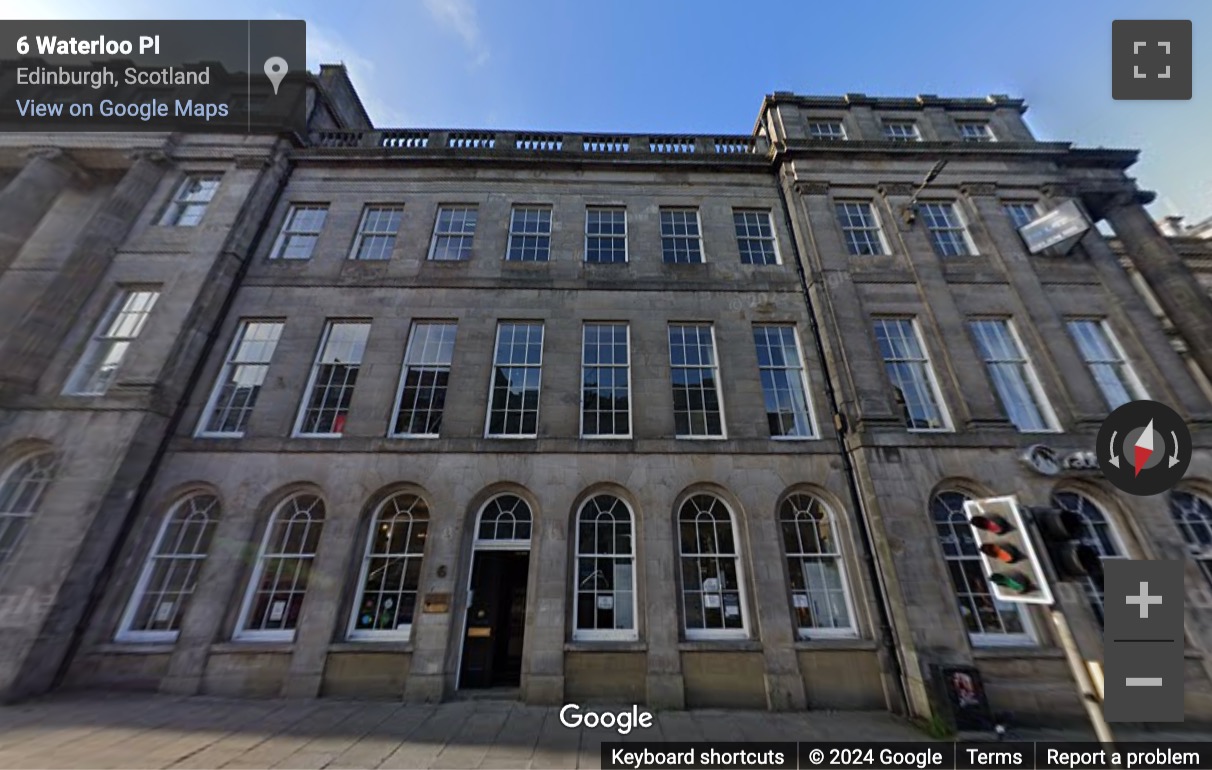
[0,451,55,574]
[678,494,748,639]
[348,493,429,639]
[236,493,325,640]
[779,493,855,637]
[574,494,636,641]
[117,493,220,641]
[476,494,532,547]
[932,491,1033,646]
[1170,489,1212,586]
[1052,491,1126,623]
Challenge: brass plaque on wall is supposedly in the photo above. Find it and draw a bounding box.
[467,626,491,638]
[422,593,451,613]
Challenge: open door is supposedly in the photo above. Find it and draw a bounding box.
[458,550,529,689]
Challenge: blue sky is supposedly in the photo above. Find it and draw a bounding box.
[5,0,1210,220]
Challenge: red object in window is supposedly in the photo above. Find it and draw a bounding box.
[332,414,346,433]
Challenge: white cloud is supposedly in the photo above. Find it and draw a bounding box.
[304,19,410,127]
[422,0,489,68]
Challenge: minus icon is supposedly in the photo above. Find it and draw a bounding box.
[1126,677,1163,687]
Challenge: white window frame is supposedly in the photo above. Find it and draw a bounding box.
[1066,318,1148,410]
[389,321,458,439]
[969,318,1061,433]
[668,323,727,439]
[349,205,404,261]
[505,205,553,262]
[1170,490,1212,587]
[933,491,1037,647]
[292,321,371,438]
[196,320,285,438]
[269,204,328,260]
[428,205,478,261]
[807,121,847,141]
[753,324,818,440]
[346,493,429,641]
[584,206,628,264]
[883,121,921,142]
[779,494,857,639]
[473,494,533,551]
[957,120,996,142]
[678,494,750,640]
[920,202,978,257]
[64,288,160,396]
[0,451,55,575]
[484,322,545,439]
[836,200,890,256]
[733,209,781,265]
[872,317,953,433]
[572,494,639,642]
[1004,201,1040,230]
[234,494,326,642]
[158,175,221,227]
[659,208,705,264]
[580,323,632,439]
[116,493,219,643]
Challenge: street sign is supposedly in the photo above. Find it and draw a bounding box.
[1019,200,1090,254]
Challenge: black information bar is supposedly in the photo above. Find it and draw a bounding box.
[601,742,1212,770]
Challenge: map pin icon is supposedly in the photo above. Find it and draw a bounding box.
[264,56,288,95]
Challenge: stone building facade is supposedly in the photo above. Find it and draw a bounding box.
[3,71,1212,726]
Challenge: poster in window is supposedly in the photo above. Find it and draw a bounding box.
[704,594,721,608]
[792,594,809,608]
[723,596,740,617]
[597,595,614,610]
[155,601,175,622]
[269,600,286,622]
[702,577,719,593]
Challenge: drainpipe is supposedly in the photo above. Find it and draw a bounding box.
[773,160,912,717]
[53,141,294,691]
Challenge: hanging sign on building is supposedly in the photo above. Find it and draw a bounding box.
[1019,200,1090,254]
[1021,444,1100,476]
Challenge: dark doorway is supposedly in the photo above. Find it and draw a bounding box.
[459,550,529,689]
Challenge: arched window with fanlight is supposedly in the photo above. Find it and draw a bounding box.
[235,493,325,641]
[0,451,55,576]
[779,493,856,638]
[574,494,636,641]
[678,494,749,639]
[1051,491,1126,623]
[1169,489,1212,586]
[348,493,429,640]
[475,494,532,547]
[932,490,1034,646]
[117,493,220,642]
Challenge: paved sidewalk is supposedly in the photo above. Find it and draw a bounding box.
[0,692,1209,769]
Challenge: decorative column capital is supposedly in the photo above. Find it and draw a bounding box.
[1041,182,1078,199]
[877,182,915,198]
[21,147,90,184]
[959,182,998,198]
[125,149,171,165]
[793,180,830,196]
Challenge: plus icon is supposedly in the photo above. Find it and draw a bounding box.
[1112,20,1192,100]
[1126,581,1164,619]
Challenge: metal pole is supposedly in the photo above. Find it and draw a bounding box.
[1049,604,1115,744]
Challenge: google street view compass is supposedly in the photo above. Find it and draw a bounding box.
[1097,400,1191,496]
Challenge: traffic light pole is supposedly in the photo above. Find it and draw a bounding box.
[1047,602,1115,744]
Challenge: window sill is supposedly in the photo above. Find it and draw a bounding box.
[93,642,177,655]
[971,646,1059,660]
[564,641,647,652]
[793,638,876,651]
[678,640,762,652]
[211,641,295,654]
[329,642,414,654]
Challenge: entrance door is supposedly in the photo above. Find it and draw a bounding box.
[459,550,529,689]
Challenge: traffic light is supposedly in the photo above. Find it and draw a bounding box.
[963,496,1054,605]
[1027,506,1103,582]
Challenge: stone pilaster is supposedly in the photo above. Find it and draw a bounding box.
[0,149,88,274]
